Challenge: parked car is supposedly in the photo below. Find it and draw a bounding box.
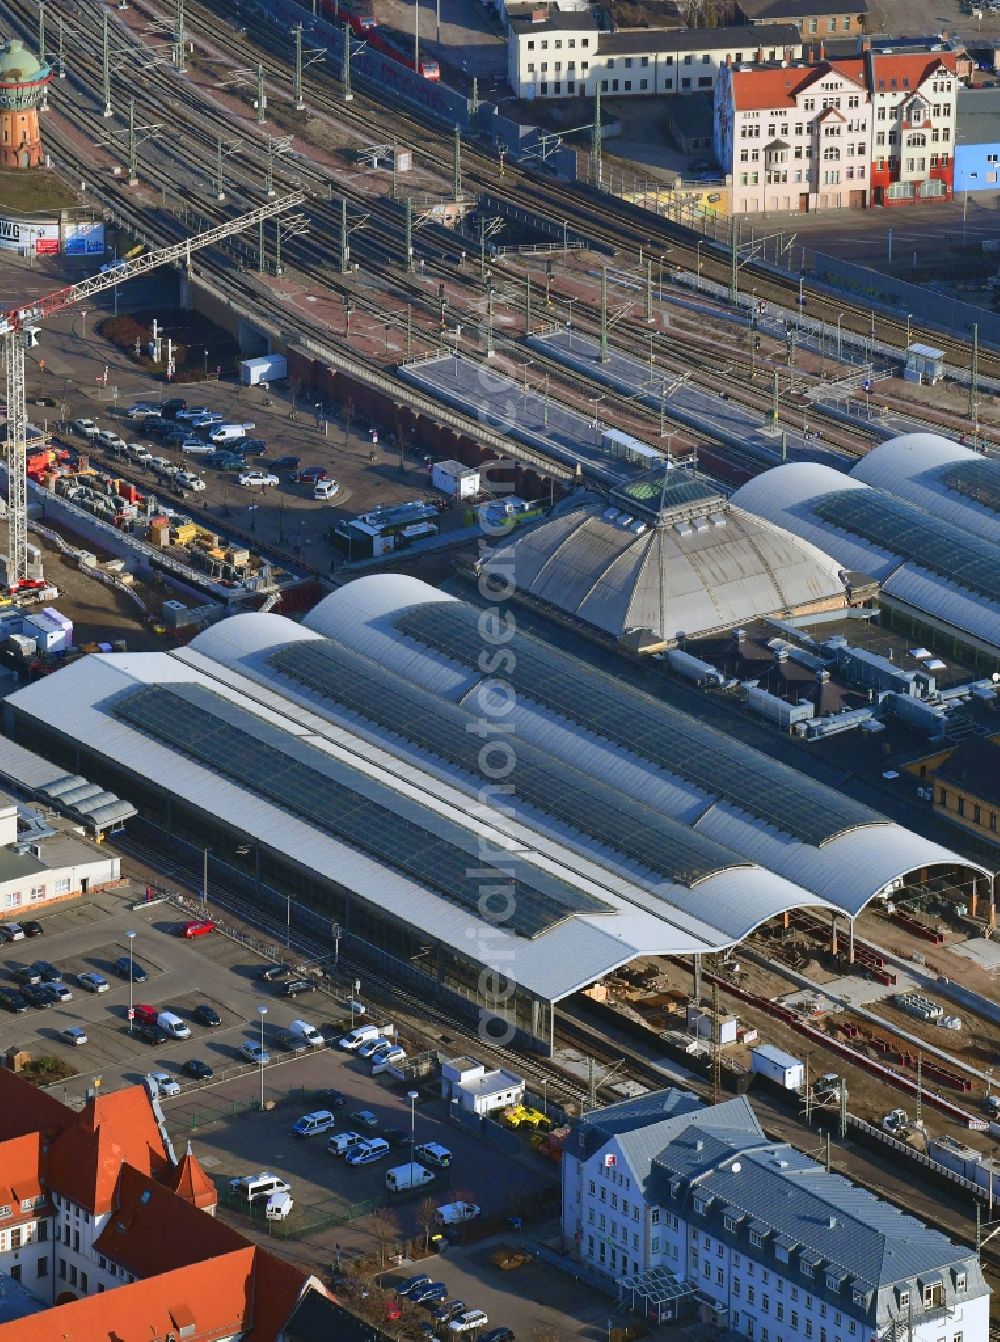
[114,956,149,982]
[31,960,62,982]
[72,418,99,438]
[12,964,41,985]
[77,970,110,993]
[294,465,327,484]
[314,479,340,501]
[180,438,214,454]
[433,1300,468,1325]
[411,1282,448,1305]
[47,982,73,1003]
[0,988,28,1013]
[161,397,187,417]
[291,1110,337,1138]
[240,1040,271,1065]
[276,1031,309,1055]
[148,1071,182,1097]
[175,471,206,493]
[357,1037,391,1059]
[449,1311,489,1333]
[61,1026,88,1046]
[137,1023,169,1045]
[180,920,215,938]
[97,429,127,451]
[192,1003,222,1027]
[214,456,249,472]
[258,963,292,982]
[21,921,43,938]
[383,1127,411,1148]
[327,1130,364,1157]
[0,922,25,941]
[175,405,212,422]
[351,1109,380,1129]
[238,470,279,488]
[279,978,316,998]
[482,1328,515,1342]
[345,1138,391,1166]
[21,983,52,1008]
[271,455,301,472]
[397,1275,432,1299]
[240,438,268,455]
[183,1058,215,1080]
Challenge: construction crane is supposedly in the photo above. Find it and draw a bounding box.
[0,193,306,590]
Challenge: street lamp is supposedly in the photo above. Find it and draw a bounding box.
[351,979,361,1031]
[257,1005,267,1108]
[203,348,209,377]
[905,312,912,347]
[202,846,210,906]
[126,930,136,1032]
[407,1088,419,1169]
[541,1078,549,1116]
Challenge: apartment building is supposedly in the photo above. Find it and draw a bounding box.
[561,1089,990,1341]
[715,57,871,213]
[505,8,802,101]
[868,48,958,205]
[0,1071,335,1339]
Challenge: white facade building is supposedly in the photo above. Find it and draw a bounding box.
[715,57,871,213]
[506,9,802,102]
[561,1090,990,1341]
[0,795,120,915]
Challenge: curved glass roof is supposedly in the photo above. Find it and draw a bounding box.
[268,638,751,889]
[114,682,608,938]
[813,488,1000,604]
[938,458,1000,515]
[394,603,881,846]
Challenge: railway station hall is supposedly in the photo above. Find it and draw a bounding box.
[4,575,990,1052]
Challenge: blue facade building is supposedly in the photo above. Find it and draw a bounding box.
[954,86,1000,191]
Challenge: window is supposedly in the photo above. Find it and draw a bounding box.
[749,1288,756,1305]
[791,1313,799,1330]
[777,1305,784,1323]
[36,1257,47,1278]
[974,805,982,825]
[725,1216,739,1233]
[734,1279,742,1297]
[802,1262,814,1280]
[955,1274,966,1292]
[750,1230,764,1248]
[898,1291,910,1311]
[10,1228,21,1249]
[37,1222,47,1243]
[651,1209,660,1225]
[81,1271,88,1293]
[69,1265,78,1287]
[639,77,647,89]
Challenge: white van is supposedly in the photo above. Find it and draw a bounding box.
[339,1023,381,1051]
[265,1189,294,1221]
[289,1019,324,1048]
[314,479,340,501]
[291,1109,336,1138]
[228,1171,290,1203]
[327,1130,365,1157]
[157,1010,192,1040]
[386,1162,434,1193]
[208,422,254,444]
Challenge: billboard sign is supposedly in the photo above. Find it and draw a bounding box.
[0,216,60,254]
[64,220,105,256]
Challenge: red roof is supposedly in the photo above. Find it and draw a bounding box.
[0,1132,45,1225]
[45,1086,169,1214]
[730,64,813,110]
[0,1069,70,1144]
[0,1249,259,1342]
[868,50,958,92]
[163,1142,218,1210]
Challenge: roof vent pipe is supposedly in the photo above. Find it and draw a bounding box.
[828,1215,838,1229]
[696,1139,704,1152]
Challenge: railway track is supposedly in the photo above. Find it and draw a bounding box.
[181,0,1000,381]
[11,0,884,477]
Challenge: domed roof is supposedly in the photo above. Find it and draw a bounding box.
[0,39,46,82]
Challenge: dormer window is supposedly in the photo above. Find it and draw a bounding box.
[801,1260,813,1279]
[750,1229,765,1249]
[693,1195,707,1215]
[897,1289,910,1311]
[955,1272,966,1292]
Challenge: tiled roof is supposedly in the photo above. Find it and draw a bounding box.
[868,49,957,92]
[45,1086,169,1213]
[247,1251,317,1342]
[0,1070,70,1144]
[738,0,867,16]
[95,1164,246,1278]
[164,1142,218,1210]
[600,22,799,55]
[0,1133,44,1223]
[729,56,865,109]
[0,1250,259,1342]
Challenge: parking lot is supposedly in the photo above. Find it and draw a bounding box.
[0,884,353,1095]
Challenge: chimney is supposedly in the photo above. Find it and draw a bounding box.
[756,45,764,62]
[819,39,825,59]
[726,52,732,65]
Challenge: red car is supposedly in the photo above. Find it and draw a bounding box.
[181,920,215,938]
[132,1004,159,1026]
[385,1299,402,1322]
[294,466,327,484]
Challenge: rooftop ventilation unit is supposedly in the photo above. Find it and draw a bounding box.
[709,513,728,528]
[674,521,694,537]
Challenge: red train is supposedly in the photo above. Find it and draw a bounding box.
[320,0,441,78]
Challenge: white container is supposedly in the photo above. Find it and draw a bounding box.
[432,459,480,499]
[750,1044,804,1090]
[240,354,287,386]
[265,1190,294,1220]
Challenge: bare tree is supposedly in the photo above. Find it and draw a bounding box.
[416,1196,437,1253]
[370,1205,401,1270]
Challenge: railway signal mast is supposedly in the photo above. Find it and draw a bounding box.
[0,194,305,591]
